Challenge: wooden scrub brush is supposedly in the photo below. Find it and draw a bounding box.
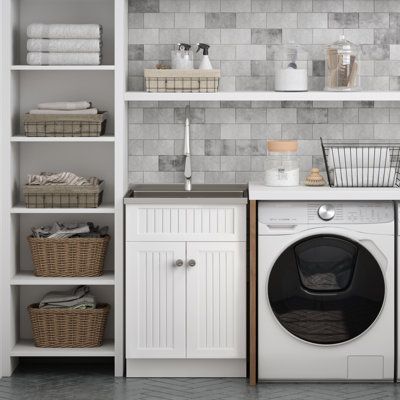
[305,168,326,186]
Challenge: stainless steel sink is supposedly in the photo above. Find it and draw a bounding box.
[128,184,247,198]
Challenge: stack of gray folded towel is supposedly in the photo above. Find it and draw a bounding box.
[39,285,96,309]
[27,23,102,65]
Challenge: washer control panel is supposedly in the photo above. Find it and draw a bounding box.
[258,201,394,225]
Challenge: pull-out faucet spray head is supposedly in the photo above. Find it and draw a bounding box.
[184,106,192,191]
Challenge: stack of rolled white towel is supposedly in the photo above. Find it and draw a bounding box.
[27,23,102,65]
[29,101,98,115]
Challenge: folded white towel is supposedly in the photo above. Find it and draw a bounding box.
[29,109,98,115]
[27,23,102,39]
[333,167,396,187]
[27,52,101,65]
[37,101,91,110]
[328,147,391,169]
[27,39,102,53]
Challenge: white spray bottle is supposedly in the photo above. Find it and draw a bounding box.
[197,43,212,70]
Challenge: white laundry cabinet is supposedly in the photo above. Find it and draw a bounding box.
[125,203,247,377]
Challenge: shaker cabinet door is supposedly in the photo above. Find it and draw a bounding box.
[126,242,186,358]
[186,242,246,358]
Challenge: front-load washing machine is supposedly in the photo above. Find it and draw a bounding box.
[258,201,395,381]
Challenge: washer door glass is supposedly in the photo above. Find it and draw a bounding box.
[268,235,385,345]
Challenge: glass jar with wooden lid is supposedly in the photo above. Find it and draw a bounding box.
[265,140,299,187]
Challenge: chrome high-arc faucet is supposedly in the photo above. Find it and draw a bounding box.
[184,105,192,191]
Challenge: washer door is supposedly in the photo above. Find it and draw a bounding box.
[268,235,385,345]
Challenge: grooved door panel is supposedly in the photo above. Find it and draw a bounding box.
[126,242,186,358]
[126,205,246,242]
[186,242,246,358]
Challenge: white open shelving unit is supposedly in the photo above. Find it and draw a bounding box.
[1,0,128,377]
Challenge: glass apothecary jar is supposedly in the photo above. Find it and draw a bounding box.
[325,35,360,91]
[265,140,299,187]
[274,44,308,92]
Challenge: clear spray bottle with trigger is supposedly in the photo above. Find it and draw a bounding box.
[171,43,194,70]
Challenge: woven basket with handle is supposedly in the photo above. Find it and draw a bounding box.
[28,235,110,277]
[28,303,110,348]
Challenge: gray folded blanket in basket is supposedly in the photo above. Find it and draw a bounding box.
[32,222,109,238]
[39,285,96,309]
[37,101,92,110]
[27,172,99,186]
[29,108,98,115]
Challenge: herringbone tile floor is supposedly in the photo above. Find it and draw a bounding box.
[1,362,400,400]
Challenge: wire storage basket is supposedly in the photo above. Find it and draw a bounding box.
[23,178,104,208]
[24,112,107,137]
[144,69,220,93]
[321,138,400,187]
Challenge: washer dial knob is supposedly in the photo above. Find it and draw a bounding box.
[318,204,335,221]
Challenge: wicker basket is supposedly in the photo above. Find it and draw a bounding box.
[28,235,110,277]
[28,303,110,348]
[23,179,104,208]
[144,69,220,93]
[24,112,107,137]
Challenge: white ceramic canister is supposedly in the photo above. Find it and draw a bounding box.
[265,140,300,187]
[275,68,308,91]
[274,43,308,92]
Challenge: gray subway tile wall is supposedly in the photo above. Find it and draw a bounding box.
[128,0,400,184]
[128,101,400,184]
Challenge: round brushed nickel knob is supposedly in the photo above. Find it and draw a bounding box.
[175,259,184,267]
[188,259,196,267]
[318,204,335,221]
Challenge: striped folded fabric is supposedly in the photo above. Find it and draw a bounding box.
[27,172,92,186]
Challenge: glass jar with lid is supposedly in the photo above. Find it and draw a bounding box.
[274,43,308,92]
[265,140,299,187]
[325,35,360,91]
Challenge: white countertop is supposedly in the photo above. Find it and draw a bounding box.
[249,182,400,201]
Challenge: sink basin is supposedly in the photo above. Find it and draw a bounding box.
[128,184,247,198]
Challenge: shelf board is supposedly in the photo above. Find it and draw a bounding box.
[11,271,115,286]
[125,91,400,102]
[11,135,115,143]
[11,339,115,357]
[249,182,400,201]
[11,65,115,71]
[11,204,115,214]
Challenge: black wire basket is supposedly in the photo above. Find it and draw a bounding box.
[321,138,400,188]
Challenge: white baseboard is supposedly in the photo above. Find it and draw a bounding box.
[126,358,246,377]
